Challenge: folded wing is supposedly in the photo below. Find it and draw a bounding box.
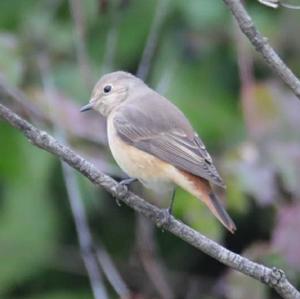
[113,96,225,188]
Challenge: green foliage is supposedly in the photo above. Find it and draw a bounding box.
[0,130,59,294]
[174,189,222,240]
[0,33,23,85]
[25,291,93,299]
[175,0,228,30]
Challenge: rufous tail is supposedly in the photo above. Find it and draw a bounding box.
[177,171,236,233]
[205,191,236,233]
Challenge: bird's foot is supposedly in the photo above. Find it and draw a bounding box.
[119,177,138,187]
[157,208,172,229]
[265,267,286,288]
[115,178,137,207]
[114,184,127,206]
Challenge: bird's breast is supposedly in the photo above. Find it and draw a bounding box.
[107,113,174,191]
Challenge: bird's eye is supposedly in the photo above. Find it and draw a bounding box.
[103,85,112,93]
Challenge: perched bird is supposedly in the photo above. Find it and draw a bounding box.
[80,71,236,233]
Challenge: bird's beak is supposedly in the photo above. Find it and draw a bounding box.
[80,102,93,112]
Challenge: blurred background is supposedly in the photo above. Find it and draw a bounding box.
[0,0,300,298]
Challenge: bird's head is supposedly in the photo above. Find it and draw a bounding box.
[80,71,141,117]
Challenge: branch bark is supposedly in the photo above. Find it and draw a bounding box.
[68,0,93,89]
[136,0,170,80]
[38,51,109,299]
[37,51,130,299]
[0,102,299,299]
[222,0,300,99]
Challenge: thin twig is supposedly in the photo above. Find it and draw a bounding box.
[136,0,170,80]
[258,0,300,9]
[96,243,131,298]
[0,103,299,299]
[135,1,174,295]
[132,72,175,299]
[0,73,46,123]
[233,14,256,137]
[38,51,130,299]
[38,52,108,299]
[60,7,132,291]
[222,0,300,99]
[136,216,174,299]
[62,163,109,299]
[280,2,300,9]
[155,63,176,95]
[101,8,120,75]
[68,0,93,89]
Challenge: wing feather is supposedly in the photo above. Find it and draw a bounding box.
[113,97,225,188]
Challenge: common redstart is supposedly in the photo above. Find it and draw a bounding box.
[80,71,236,233]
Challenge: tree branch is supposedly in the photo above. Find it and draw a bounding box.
[258,0,300,10]
[37,50,109,299]
[222,0,300,99]
[68,0,93,89]
[0,102,299,299]
[136,0,170,80]
[37,51,130,299]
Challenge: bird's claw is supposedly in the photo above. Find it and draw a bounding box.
[114,184,128,206]
[267,267,286,287]
[119,177,137,187]
[114,178,137,206]
[115,198,122,207]
[157,208,172,229]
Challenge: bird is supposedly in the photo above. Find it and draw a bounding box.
[80,71,236,233]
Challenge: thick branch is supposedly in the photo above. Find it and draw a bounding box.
[0,102,299,299]
[223,0,300,99]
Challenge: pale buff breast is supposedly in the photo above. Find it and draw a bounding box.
[107,112,173,188]
[107,112,204,197]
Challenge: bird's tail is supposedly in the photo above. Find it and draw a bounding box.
[204,191,236,234]
[172,170,236,233]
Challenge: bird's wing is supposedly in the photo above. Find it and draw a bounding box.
[113,97,225,188]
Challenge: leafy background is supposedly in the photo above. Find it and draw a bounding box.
[0,0,300,298]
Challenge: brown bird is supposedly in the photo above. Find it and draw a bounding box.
[80,71,236,233]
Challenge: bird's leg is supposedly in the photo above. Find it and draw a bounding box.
[119,177,138,186]
[115,178,138,206]
[167,188,176,215]
[157,188,176,229]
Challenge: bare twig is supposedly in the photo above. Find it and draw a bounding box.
[132,70,176,298]
[258,0,300,9]
[101,9,120,75]
[68,0,93,88]
[136,216,174,299]
[96,244,131,298]
[233,15,257,137]
[134,1,175,295]
[258,0,280,8]
[38,52,108,299]
[279,1,300,9]
[0,103,299,299]
[101,23,118,74]
[155,63,176,95]
[222,0,300,99]
[0,73,46,123]
[62,163,109,299]
[38,52,130,299]
[136,0,170,80]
